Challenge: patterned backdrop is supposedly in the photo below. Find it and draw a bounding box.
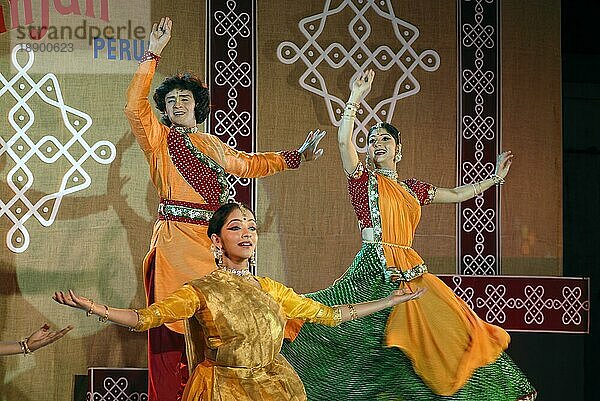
[0,1,572,400]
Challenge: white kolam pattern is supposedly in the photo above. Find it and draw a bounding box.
[458,0,501,275]
[211,0,253,201]
[0,45,115,253]
[277,0,440,153]
[442,275,590,332]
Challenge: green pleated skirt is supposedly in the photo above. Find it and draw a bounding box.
[281,243,537,401]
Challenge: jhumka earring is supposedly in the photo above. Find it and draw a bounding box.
[249,253,256,270]
[211,244,225,268]
[394,145,402,163]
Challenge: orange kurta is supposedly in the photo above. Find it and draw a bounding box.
[134,270,340,401]
[125,60,299,333]
[370,173,510,395]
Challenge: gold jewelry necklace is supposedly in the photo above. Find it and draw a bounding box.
[374,167,398,181]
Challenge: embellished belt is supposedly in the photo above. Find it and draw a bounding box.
[361,240,426,281]
[362,240,413,250]
[158,198,219,225]
[385,264,428,282]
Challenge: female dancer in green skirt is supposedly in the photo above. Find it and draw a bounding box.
[282,70,536,401]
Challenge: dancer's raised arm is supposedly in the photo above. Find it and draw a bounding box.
[432,151,513,204]
[338,70,375,175]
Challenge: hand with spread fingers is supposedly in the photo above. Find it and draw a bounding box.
[0,323,73,356]
[350,69,375,102]
[53,289,93,312]
[298,129,327,162]
[148,16,173,56]
[386,287,427,307]
[26,324,74,352]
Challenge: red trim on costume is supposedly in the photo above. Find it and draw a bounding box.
[139,50,161,65]
[348,168,372,230]
[280,150,302,169]
[167,128,225,205]
[403,178,437,205]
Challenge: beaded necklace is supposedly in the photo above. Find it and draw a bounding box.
[217,265,253,279]
[374,167,399,181]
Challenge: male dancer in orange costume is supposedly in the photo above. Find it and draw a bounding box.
[125,17,326,401]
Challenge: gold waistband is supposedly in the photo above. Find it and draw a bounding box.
[212,360,275,379]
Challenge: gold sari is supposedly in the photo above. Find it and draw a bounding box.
[135,270,340,401]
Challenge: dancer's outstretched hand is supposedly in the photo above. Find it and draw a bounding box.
[298,129,327,161]
[149,17,173,55]
[26,324,74,352]
[53,290,93,312]
[495,151,514,179]
[350,69,375,100]
[386,287,427,307]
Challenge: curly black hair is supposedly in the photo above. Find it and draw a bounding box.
[153,72,210,126]
[368,122,401,145]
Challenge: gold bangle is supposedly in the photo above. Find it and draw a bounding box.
[346,304,358,321]
[21,338,32,355]
[99,305,109,323]
[86,300,95,317]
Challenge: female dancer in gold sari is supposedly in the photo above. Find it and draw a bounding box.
[53,202,424,401]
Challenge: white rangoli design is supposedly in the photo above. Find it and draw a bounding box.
[0,45,115,253]
[277,0,440,151]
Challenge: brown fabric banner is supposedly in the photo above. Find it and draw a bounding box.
[0,1,562,400]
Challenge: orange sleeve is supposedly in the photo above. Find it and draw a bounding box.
[212,136,302,178]
[124,60,167,154]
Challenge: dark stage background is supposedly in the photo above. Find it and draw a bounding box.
[561,1,599,400]
[509,3,599,400]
